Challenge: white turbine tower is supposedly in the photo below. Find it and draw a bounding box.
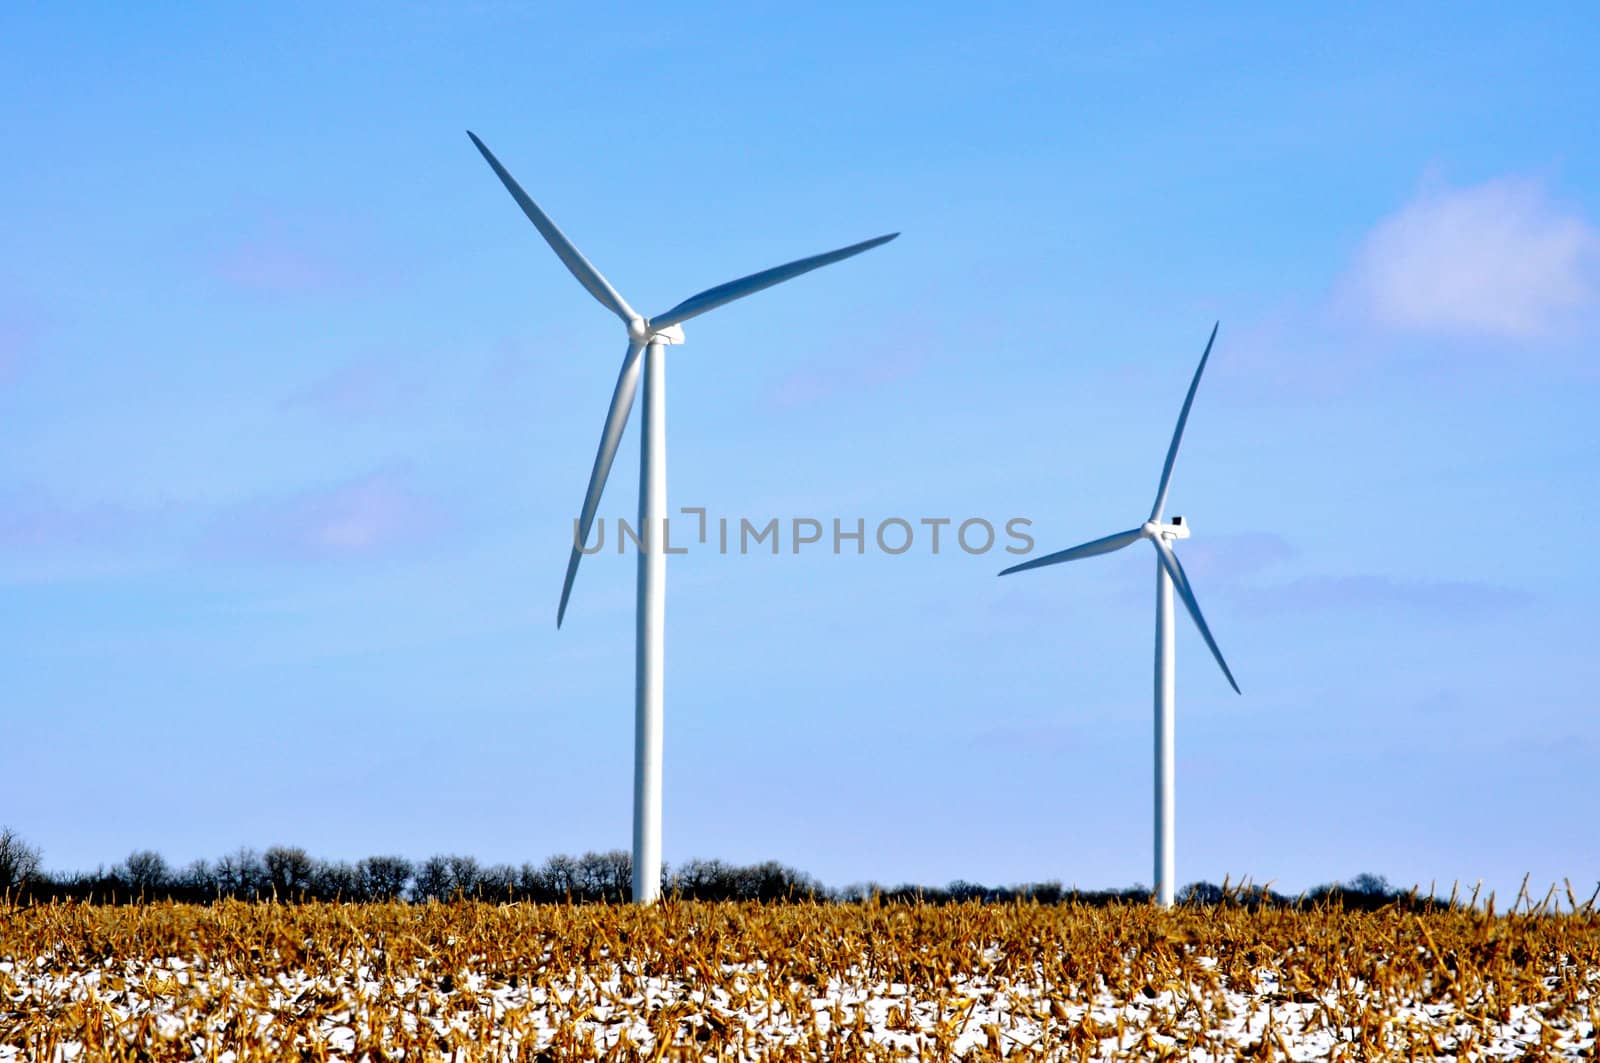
[468,132,897,904]
[999,323,1240,907]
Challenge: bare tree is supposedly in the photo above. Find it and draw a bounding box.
[358,856,413,901]
[311,861,361,901]
[1345,872,1392,896]
[411,855,483,900]
[533,854,580,900]
[673,858,731,899]
[179,859,215,893]
[0,827,42,894]
[119,850,171,896]
[264,846,316,897]
[446,855,481,896]
[577,851,632,902]
[216,848,266,899]
[478,864,517,900]
[414,856,452,901]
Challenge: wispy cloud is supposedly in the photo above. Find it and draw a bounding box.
[1186,534,1529,618]
[1414,689,1465,716]
[215,241,335,293]
[201,470,448,563]
[0,313,39,386]
[1217,174,1598,398]
[210,213,360,296]
[0,488,183,583]
[1178,533,1297,584]
[995,528,1527,625]
[769,344,923,409]
[970,718,1091,753]
[1342,176,1598,339]
[0,489,146,551]
[1244,573,1530,618]
[283,358,415,420]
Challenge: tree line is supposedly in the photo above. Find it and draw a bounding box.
[0,827,1408,908]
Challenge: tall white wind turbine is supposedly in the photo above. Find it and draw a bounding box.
[999,324,1240,907]
[468,132,897,904]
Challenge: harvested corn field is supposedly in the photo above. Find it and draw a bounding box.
[3,898,1597,1061]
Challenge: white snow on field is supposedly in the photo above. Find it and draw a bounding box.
[1,951,1595,1060]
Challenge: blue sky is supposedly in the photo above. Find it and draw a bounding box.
[2,3,1596,900]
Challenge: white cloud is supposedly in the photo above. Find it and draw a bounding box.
[1346,177,1598,339]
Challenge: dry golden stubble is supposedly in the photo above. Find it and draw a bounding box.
[1,898,1597,1060]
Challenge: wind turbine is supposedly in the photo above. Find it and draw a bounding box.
[999,323,1240,907]
[467,131,897,904]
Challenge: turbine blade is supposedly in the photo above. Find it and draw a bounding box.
[998,528,1142,576]
[467,131,638,324]
[1150,321,1219,522]
[1152,538,1240,694]
[649,232,898,331]
[557,341,645,627]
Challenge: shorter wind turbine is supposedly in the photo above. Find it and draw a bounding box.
[999,323,1240,907]
[468,131,897,904]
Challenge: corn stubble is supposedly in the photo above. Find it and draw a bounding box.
[2,899,1596,1060]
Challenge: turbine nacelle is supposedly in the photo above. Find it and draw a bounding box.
[1143,516,1190,542]
[645,322,686,345]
